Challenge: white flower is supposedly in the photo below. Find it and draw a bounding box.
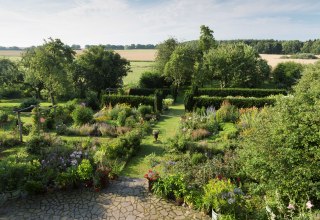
[306,200,313,209]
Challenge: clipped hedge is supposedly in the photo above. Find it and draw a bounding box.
[194,97,276,109]
[197,88,287,97]
[128,88,171,97]
[102,95,154,108]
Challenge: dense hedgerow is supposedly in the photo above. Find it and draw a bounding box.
[128,88,171,97]
[197,88,287,97]
[193,97,276,109]
[102,95,154,108]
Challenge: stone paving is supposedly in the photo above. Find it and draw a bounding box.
[0,177,210,220]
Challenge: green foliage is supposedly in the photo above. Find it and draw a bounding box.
[238,62,320,206]
[0,110,8,123]
[77,159,93,181]
[102,95,154,109]
[75,45,130,96]
[199,25,216,53]
[273,61,304,89]
[137,105,153,118]
[281,53,318,59]
[0,58,23,88]
[21,38,75,104]
[24,180,45,195]
[197,88,287,97]
[153,174,187,200]
[117,110,127,126]
[71,106,93,126]
[128,88,171,97]
[191,152,206,165]
[0,87,22,99]
[216,101,239,123]
[138,71,169,88]
[154,90,163,112]
[282,40,303,54]
[85,91,100,110]
[203,43,270,88]
[26,135,53,155]
[168,134,190,152]
[194,96,275,109]
[184,91,195,112]
[155,38,179,74]
[164,44,198,88]
[19,98,40,110]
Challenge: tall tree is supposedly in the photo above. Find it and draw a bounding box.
[0,58,23,87]
[76,45,130,97]
[155,38,179,74]
[199,25,216,54]
[203,43,270,88]
[21,38,75,104]
[164,45,197,89]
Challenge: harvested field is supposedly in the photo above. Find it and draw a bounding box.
[260,54,319,68]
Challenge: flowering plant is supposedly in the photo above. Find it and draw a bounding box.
[144,170,160,181]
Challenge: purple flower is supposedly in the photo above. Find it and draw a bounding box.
[71,159,78,166]
[287,203,295,210]
[306,201,313,209]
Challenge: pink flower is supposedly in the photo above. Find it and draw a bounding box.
[306,201,313,209]
[287,203,295,210]
[40,117,46,123]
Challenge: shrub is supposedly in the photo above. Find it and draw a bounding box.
[102,95,154,109]
[0,111,8,123]
[98,123,117,137]
[137,105,153,118]
[154,90,163,112]
[216,101,239,123]
[26,135,53,155]
[191,153,206,165]
[64,99,79,112]
[85,91,100,110]
[72,106,93,126]
[168,134,190,152]
[138,71,169,88]
[125,116,137,127]
[0,87,22,99]
[117,110,127,126]
[163,98,174,110]
[273,61,304,89]
[194,96,275,109]
[196,88,287,97]
[153,174,187,200]
[24,180,45,195]
[77,159,93,181]
[191,128,211,141]
[184,91,195,112]
[19,98,39,110]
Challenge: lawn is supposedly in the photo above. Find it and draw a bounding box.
[123,61,154,87]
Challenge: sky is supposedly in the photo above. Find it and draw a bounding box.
[0,0,320,47]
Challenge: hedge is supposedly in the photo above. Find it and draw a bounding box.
[102,95,155,108]
[193,97,276,109]
[197,88,287,97]
[128,88,171,97]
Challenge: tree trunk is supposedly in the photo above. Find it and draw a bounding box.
[50,92,55,106]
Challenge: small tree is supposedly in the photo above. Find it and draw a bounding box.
[273,62,304,89]
[155,38,179,74]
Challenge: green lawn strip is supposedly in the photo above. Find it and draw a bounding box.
[122,102,185,178]
[123,61,154,87]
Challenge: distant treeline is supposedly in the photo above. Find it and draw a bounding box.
[218,39,320,55]
[85,44,156,50]
[2,39,320,54]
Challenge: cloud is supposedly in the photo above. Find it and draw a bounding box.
[0,0,319,46]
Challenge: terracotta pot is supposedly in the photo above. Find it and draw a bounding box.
[94,187,101,192]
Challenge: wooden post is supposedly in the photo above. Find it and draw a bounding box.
[17,112,23,142]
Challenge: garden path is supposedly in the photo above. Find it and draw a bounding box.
[0,177,210,220]
[121,101,185,177]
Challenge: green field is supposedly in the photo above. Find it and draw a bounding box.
[123,61,154,87]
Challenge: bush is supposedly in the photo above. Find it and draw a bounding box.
[138,71,170,88]
[184,91,195,112]
[197,88,287,97]
[19,98,40,110]
[26,135,53,155]
[194,96,276,109]
[117,110,127,126]
[153,174,187,200]
[168,134,190,152]
[273,61,304,89]
[102,95,154,109]
[0,111,8,123]
[77,159,93,181]
[216,101,239,123]
[281,53,318,59]
[85,91,100,110]
[24,180,45,195]
[72,106,93,126]
[137,105,153,118]
[191,153,206,165]
[0,133,21,148]
[0,87,22,99]
[154,90,163,112]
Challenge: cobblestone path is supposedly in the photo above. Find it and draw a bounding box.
[0,177,210,220]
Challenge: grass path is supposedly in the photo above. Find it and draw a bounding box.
[121,101,184,178]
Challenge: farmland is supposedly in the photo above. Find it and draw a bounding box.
[1,49,319,68]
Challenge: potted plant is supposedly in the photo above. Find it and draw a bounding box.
[77,159,94,187]
[144,170,160,192]
[95,166,110,188]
